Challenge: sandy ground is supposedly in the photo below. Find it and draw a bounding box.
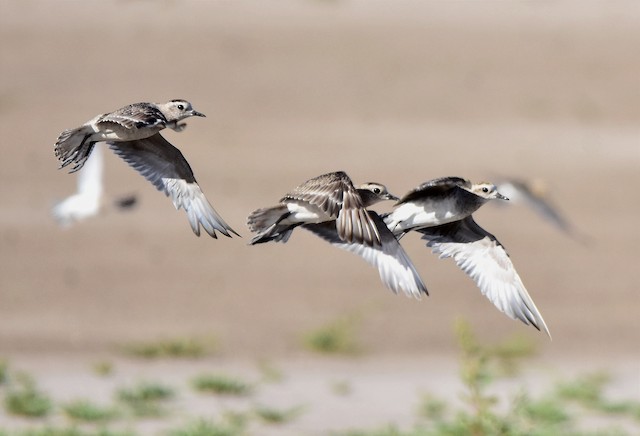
[0,0,639,433]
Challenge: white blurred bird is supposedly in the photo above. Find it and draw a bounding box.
[52,143,105,227]
[52,144,138,227]
[384,176,550,337]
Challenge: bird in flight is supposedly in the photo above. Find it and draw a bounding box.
[53,100,238,238]
[384,176,550,337]
[248,171,428,298]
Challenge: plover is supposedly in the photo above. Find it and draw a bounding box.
[384,177,550,337]
[54,100,238,238]
[247,171,428,297]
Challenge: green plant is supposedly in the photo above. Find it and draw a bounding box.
[121,336,216,359]
[253,404,304,424]
[4,373,53,418]
[0,360,8,385]
[169,415,247,436]
[18,428,135,436]
[555,371,610,406]
[191,374,253,396]
[91,361,115,377]
[63,399,119,422]
[417,394,447,421]
[303,315,362,355]
[116,381,174,417]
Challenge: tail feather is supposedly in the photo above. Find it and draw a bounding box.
[247,205,294,245]
[54,126,96,173]
[250,226,295,245]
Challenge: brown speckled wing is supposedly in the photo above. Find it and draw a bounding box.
[98,103,167,130]
[282,171,381,246]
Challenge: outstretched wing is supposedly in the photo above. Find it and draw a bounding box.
[417,216,550,337]
[304,212,428,298]
[109,133,238,238]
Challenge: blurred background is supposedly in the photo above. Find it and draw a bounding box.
[0,0,638,434]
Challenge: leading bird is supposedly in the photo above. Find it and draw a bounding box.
[384,176,550,337]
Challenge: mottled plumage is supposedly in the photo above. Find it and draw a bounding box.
[55,100,204,173]
[53,100,237,238]
[249,171,386,247]
[247,172,427,297]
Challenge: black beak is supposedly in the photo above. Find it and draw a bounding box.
[386,193,400,201]
[497,193,509,201]
[191,110,206,117]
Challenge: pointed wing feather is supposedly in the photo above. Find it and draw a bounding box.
[281,171,352,217]
[108,133,238,238]
[282,171,381,246]
[304,212,428,298]
[417,216,550,337]
[337,187,382,246]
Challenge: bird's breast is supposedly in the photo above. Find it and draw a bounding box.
[387,198,467,231]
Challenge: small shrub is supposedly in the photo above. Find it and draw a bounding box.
[121,336,216,359]
[169,415,247,436]
[116,381,175,417]
[303,315,362,355]
[555,371,610,406]
[63,399,119,422]
[18,428,135,436]
[91,361,114,377]
[0,360,8,385]
[253,404,304,424]
[191,374,253,396]
[4,373,53,418]
[417,394,447,421]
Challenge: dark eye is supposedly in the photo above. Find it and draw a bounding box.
[482,187,489,193]
[177,104,185,110]
[373,187,381,194]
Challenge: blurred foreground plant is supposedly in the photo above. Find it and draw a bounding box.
[4,372,53,418]
[120,336,216,359]
[340,319,639,436]
[116,381,175,417]
[303,314,362,355]
[169,414,248,436]
[191,373,254,396]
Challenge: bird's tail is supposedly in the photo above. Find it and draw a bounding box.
[54,125,96,173]
[247,205,294,244]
